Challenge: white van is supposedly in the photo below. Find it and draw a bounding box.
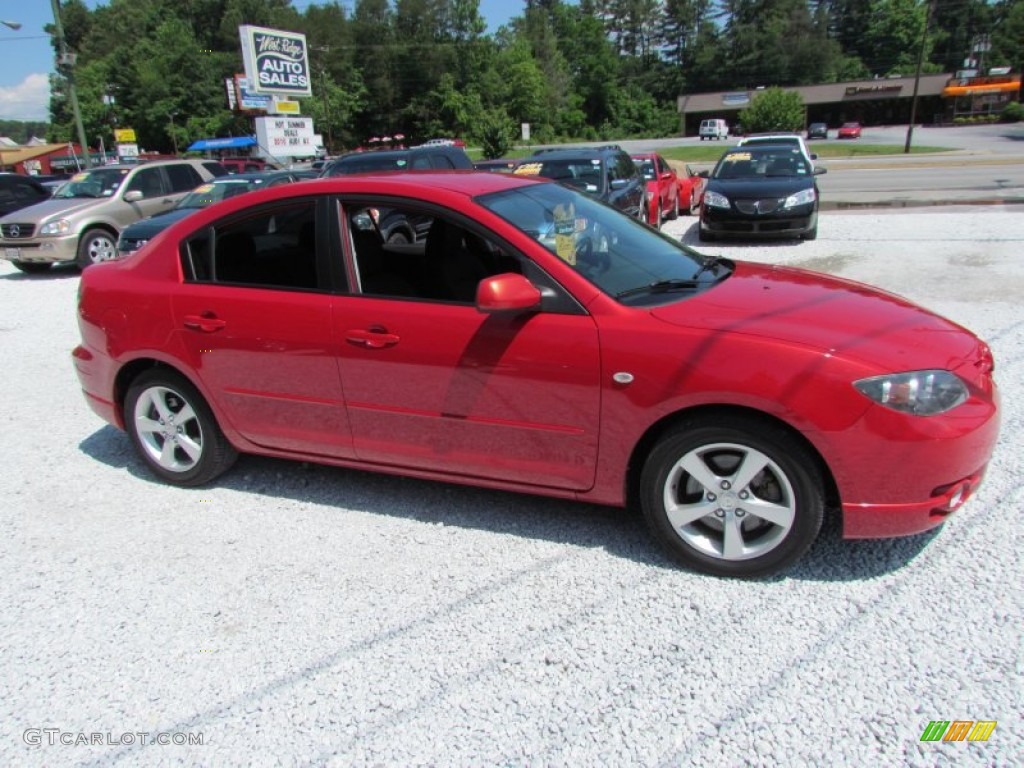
[699,119,729,140]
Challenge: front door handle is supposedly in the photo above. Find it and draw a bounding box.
[346,327,399,349]
[183,313,226,333]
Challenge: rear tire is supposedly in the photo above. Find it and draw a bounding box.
[12,260,52,274]
[668,194,679,220]
[124,369,237,486]
[640,416,825,577]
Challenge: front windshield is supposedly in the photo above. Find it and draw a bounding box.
[712,148,809,180]
[477,181,729,306]
[175,180,261,209]
[514,159,606,196]
[53,168,129,199]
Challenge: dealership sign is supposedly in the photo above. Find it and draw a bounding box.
[239,25,312,98]
[255,116,317,159]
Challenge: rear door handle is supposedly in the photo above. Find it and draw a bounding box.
[183,313,226,333]
[346,328,399,349]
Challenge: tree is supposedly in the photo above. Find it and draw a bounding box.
[738,86,805,131]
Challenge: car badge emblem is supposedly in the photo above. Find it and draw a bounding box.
[10,225,19,237]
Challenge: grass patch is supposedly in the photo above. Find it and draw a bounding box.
[467,142,954,164]
[660,142,953,164]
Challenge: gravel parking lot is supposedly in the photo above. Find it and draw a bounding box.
[1,207,1021,767]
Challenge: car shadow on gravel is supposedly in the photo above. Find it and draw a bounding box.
[0,264,80,281]
[79,425,941,582]
[674,222,809,249]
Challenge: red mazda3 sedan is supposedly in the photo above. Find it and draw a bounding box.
[72,172,999,577]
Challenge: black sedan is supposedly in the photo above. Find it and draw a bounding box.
[698,145,826,242]
[116,171,304,257]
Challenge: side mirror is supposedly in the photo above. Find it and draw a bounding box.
[810,152,818,160]
[123,190,143,203]
[609,178,631,190]
[813,166,828,175]
[660,171,673,181]
[476,273,541,313]
[698,170,710,179]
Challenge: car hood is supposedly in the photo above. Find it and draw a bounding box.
[708,176,812,198]
[650,262,984,373]
[0,196,105,223]
[121,208,197,239]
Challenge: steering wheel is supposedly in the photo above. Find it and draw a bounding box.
[575,236,610,274]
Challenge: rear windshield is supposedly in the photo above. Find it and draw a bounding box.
[324,152,413,175]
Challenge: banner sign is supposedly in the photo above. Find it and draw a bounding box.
[239,25,312,98]
[114,128,136,143]
[254,116,317,158]
[234,75,273,113]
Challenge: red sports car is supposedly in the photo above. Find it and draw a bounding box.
[676,163,707,215]
[837,122,863,139]
[631,153,680,228]
[72,172,999,577]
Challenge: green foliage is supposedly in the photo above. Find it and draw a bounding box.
[19,0,998,151]
[477,109,517,159]
[1001,101,1023,123]
[738,87,805,133]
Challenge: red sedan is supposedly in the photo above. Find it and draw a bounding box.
[838,121,863,139]
[72,172,999,577]
[631,153,680,228]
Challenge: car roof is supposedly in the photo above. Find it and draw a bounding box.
[527,146,621,160]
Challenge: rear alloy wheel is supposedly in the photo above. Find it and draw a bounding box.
[76,228,118,268]
[640,417,824,577]
[689,190,700,216]
[125,369,237,486]
[12,260,52,274]
[668,194,680,220]
[653,202,662,229]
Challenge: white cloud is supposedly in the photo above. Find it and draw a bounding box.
[0,73,51,121]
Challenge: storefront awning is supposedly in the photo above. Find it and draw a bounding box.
[187,136,257,151]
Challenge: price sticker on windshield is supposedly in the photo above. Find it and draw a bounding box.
[725,152,752,162]
[514,162,544,176]
[553,203,576,265]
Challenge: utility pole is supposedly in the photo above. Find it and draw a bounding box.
[50,0,92,167]
[904,0,935,154]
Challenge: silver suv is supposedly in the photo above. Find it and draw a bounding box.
[0,159,222,272]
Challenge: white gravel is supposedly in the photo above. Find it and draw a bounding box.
[1,207,1022,767]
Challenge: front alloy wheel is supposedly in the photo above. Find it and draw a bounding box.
[641,417,824,576]
[125,369,237,486]
[77,228,118,268]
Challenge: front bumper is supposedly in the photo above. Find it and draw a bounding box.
[1,233,79,264]
[702,202,816,238]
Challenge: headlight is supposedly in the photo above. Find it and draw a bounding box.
[783,188,816,208]
[853,370,969,416]
[39,219,72,236]
[704,190,730,209]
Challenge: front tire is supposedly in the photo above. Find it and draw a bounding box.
[77,228,118,268]
[668,194,680,220]
[124,369,237,486]
[640,416,824,577]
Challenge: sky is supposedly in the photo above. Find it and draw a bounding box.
[0,0,518,123]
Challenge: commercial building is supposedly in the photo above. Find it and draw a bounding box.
[676,72,1021,135]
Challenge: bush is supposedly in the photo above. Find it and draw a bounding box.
[1001,101,1023,123]
[476,110,517,159]
[738,87,805,133]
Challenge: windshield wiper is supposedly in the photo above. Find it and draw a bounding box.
[691,255,727,280]
[616,278,700,299]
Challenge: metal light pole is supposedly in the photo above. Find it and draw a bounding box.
[2,20,23,30]
[168,111,179,155]
[904,0,936,154]
[50,0,92,167]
